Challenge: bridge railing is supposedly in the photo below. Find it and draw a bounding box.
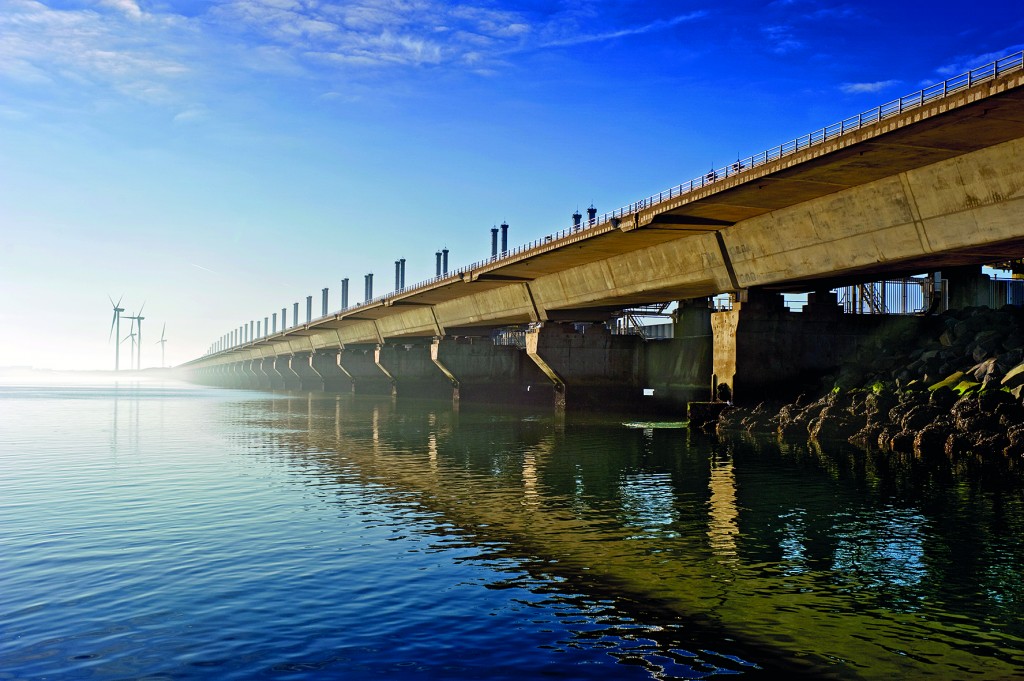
[207,50,1024,355]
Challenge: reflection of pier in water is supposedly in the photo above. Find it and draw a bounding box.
[249,393,1024,680]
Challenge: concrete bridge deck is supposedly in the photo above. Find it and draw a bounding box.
[186,56,1024,405]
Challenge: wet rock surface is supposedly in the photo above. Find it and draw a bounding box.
[716,305,1024,463]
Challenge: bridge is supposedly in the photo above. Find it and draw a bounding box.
[184,52,1024,408]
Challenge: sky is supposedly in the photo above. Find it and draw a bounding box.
[1,0,1022,370]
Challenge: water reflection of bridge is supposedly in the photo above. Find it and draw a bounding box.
[251,393,1024,680]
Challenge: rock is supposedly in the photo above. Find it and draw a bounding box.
[914,423,951,457]
[900,404,941,431]
[930,371,965,392]
[1001,362,1024,391]
[889,431,915,453]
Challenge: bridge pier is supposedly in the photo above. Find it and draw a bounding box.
[313,350,356,393]
[378,341,454,400]
[643,298,714,408]
[291,353,324,391]
[242,359,260,389]
[275,356,302,390]
[265,356,286,390]
[338,345,396,395]
[254,358,272,390]
[710,288,917,403]
[524,322,644,411]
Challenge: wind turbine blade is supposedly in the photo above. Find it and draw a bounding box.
[108,294,115,307]
[116,294,124,308]
[109,312,117,340]
[138,301,146,316]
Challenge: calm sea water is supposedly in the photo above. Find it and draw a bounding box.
[1,377,1023,680]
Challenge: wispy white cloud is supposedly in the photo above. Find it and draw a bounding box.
[935,44,1024,77]
[99,0,143,20]
[535,12,706,50]
[762,25,803,55]
[840,79,899,94]
[0,0,710,114]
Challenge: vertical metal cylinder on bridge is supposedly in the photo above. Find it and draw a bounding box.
[443,248,449,275]
[401,258,406,289]
[272,313,277,334]
[249,320,254,343]
[572,210,582,229]
[500,222,508,254]
[365,273,373,302]
[395,260,401,292]
[281,307,287,330]
[322,288,329,316]
[257,321,261,338]
[264,316,268,337]
[293,302,299,328]
[587,205,597,225]
[436,251,442,276]
[491,226,498,257]
[306,296,312,323]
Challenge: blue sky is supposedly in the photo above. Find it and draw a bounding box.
[2,0,1022,370]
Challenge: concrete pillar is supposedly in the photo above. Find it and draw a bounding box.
[313,350,355,393]
[943,265,993,309]
[431,337,460,404]
[276,355,302,390]
[291,352,324,391]
[266,355,286,389]
[337,344,395,395]
[254,358,272,389]
[525,325,566,412]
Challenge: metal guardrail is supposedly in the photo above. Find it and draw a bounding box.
[206,49,1024,356]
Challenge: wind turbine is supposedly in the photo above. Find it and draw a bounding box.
[156,323,167,368]
[123,317,137,370]
[108,295,125,370]
[123,303,145,370]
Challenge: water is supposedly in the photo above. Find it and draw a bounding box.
[1,378,1023,680]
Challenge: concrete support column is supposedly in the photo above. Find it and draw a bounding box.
[276,355,302,390]
[430,337,460,404]
[338,344,395,395]
[266,355,286,389]
[291,352,324,391]
[943,265,994,310]
[525,325,567,412]
[374,344,398,397]
[254,358,272,389]
[312,350,354,393]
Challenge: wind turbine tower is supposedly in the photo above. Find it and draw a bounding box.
[157,324,167,368]
[123,304,145,370]
[123,318,138,370]
[108,295,125,370]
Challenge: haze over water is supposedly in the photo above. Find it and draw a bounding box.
[2,377,1023,680]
